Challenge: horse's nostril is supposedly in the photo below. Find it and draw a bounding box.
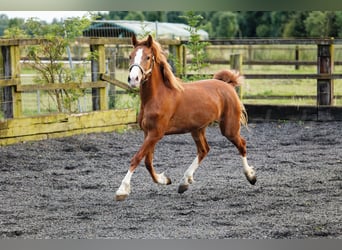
[135,76,139,82]
[127,76,131,83]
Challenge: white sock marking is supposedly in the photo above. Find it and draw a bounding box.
[156,172,169,185]
[116,170,133,196]
[181,156,200,185]
[242,156,255,178]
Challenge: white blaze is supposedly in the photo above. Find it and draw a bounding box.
[129,48,143,88]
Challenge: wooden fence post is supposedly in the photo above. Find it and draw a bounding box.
[230,53,243,99]
[108,47,116,109]
[90,44,107,111]
[168,45,176,74]
[177,44,186,76]
[1,45,22,119]
[295,45,300,70]
[169,44,186,77]
[317,42,334,106]
[247,45,252,70]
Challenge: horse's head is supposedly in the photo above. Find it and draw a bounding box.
[128,34,155,88]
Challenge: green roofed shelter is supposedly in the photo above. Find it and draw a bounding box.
[83,20,208,40]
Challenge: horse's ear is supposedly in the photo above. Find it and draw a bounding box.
[146,35,153,48]
[132,34,138,47]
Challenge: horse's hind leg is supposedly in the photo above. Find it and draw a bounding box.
[220,119,256,185]
[178,128,210,193]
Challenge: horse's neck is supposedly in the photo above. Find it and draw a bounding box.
[140,67,167,105]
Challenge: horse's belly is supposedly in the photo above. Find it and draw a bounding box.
[165,110,218,134]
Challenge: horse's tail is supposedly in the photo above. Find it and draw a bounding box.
[213,70,248,128]
[213,69,244,87]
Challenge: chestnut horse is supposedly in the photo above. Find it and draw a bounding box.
[115,35,256,201]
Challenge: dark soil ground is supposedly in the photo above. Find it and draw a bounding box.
[0,121,341,239]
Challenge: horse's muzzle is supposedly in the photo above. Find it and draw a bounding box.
[128,65,143,88]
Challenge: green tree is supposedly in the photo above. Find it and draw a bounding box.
[304,11,332,37]
[5,14,95,112]
[256,24,270,37]
[212,12,238,38]
[107,11,130,20]
[269,11,294,37]
[166,11,185,23]
[237,11,265,37]
[282,12,309,37]
[181,11,210,79]
[3,16,27,38]
[124,11,144,21]
[335,11,342,37]
[143,11,167,22]
[0,14,9,36]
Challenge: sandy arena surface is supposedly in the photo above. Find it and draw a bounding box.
[0,121,341,238]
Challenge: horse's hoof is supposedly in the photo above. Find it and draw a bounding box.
[245,174,257,185]
[166,176,172,185]
[157,172,172,185]
[115,194,128,201]
[178,184,189,194]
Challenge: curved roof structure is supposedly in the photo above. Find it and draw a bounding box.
[83,20,209,40]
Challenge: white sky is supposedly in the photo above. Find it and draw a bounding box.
[0,11,104,23]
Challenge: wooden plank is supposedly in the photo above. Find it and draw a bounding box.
[1,46,14,119]
[11,45,22,118]
[0,124,129,145]
[0,78,21,87]
[245,104,342,122]
[317,106,342,121]
[317,44,334,105]
[201,59,319,66]
[184,73,342,80]
[230,54,242,98]
[1,109,136,138]
[200,38,342,46]
[0,38,46,46]
[97,44,108,111]
[245,74,342,80]
[0,109,137,146]
[16,81,107,92]
[100,74,136,91]
[244,104,318,122]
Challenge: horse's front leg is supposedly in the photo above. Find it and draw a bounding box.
[145,147,172,185]
[115,132,165,201]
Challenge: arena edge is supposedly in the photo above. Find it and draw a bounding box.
[0,109,137,146]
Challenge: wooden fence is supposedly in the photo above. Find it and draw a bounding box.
[1,37,342,145]
[202,38,342,121]
[182,38,342,106]
[0,38,138,145]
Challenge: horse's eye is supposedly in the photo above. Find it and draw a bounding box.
[146,56,150,60]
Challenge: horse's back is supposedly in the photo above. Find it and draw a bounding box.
[165,78,241,134]
[182,78,240,105]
